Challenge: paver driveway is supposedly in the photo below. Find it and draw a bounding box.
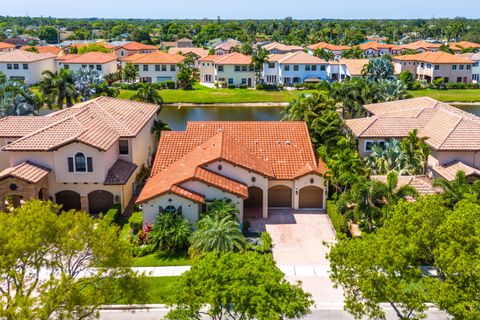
[250,209,344,306]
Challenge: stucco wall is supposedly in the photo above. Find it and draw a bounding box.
[215,65,255,87]
[142,193,200,226]
[0,58,56,85]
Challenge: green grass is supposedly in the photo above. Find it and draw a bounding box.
[119,84,315,104]
[115,277,179,304]
[408,89,480,102]
[132,250,192,267]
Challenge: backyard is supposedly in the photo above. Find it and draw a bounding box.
[408,89,480,102]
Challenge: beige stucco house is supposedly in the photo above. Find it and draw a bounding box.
[56,52,118,76]
[346,97,480,182]
[0,97,159,213]
[0,50,56,84]
[137,122,328,226]
[199,52,255,87]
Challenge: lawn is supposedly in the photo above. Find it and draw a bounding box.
[408,89,480,102]
[118,84,315,104]
[132,250,192,267]
[115,277,179,304]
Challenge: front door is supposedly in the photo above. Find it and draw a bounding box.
[247,78,252,87]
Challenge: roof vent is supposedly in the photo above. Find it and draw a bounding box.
[285,140,291,145]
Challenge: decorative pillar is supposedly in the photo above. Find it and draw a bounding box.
[80,196,89,212]
[262,186,268,219]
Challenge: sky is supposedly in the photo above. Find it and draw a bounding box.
[2,0,480,20]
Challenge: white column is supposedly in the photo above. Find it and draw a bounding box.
[262,186,268,219]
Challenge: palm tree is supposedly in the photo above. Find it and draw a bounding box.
[433,170,469,207]
[361,58,394,82]
[132,83,164,106]
[341,46,365,59]
[365,139,406,175]
[39,69,79,109]
[313,48,335,62]
[151,118,171,144]
[399,129,430,175]
[251,48,269,84]
[94,82,120,98]
[373,79,410,102]
[0,81,40,116]
[72,68,104,100]
[189,215,246,256]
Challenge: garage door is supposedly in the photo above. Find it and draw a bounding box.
[268,185,292,207]
[88,190,114,215]
[56,190,81,212]
[299,186,324,208]
[156,76,173,83]
[244,186,263,208]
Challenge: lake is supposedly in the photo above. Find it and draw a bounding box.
[453,104,480,117]
[160,106,285,130]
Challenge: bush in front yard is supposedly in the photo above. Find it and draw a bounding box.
[149,212,191,252]
[327,200,347,235]
[129,212,143,234]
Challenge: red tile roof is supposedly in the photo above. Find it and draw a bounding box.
[214,52,252,65]
[167,47,209,58]
[0,161,50,183]
[432,161,480,181]
[21,45,62,55]
[121,51,184,64]
[0,42,16,50]
[449,41,480,51]
[262,42,303,52]
[0,50,56,62]
[400,41,442,51]
[118,41,158,51]
[358,41,396,50]
[57,52,117,64]
[268,51,327,64]
[393,51,473,64]
[308,42,350,51]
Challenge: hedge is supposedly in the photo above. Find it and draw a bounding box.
[129,212,143,234]
[326,200,346,235]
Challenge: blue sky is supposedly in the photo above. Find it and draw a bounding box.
[3,0,479,19]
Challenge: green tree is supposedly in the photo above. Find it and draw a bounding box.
[166,252,313,320]
[132,82,164,105]
[77,43,111,54]
[361,57,394,82]
[341,46,365,59]
[38,26,58,44]
[176,57,199,90]
[204,199,240,221]
[0,200,149,320]
[433,170,470,207]
[39,69,79,108]
[24,46,39,53]
[398,70,415,89]
[94,81,120,98]
[0,80,40,116]
[399,129,429,175]
[151,118,171,143]
[313,48,335,61]
[251,48,269,83]
[149,211,191,252]
[122,63,139,83]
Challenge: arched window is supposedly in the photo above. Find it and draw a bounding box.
[74,152,86,172]
[164,205,176,214]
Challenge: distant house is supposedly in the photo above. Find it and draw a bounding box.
[456,53,480,83]
[114,41,158,58]
[56,52,118,76]
[0,97,159,213]
[167,47,209,67]
[390,40,442,55]
[121,51,185,85]
[214,39,241,55]
[0,42,16,53]
[449,41,480,53]
[346,97,480,182]
[358,41,395,58]
[0,50,56,84]
[137,121,328,226]
[326,59,369,81]
[262,51,328,85]
[261,42,304,54]
[160,38,194,49]
[20,45,62,56]
[199,52,255,88]
[307,42,350,60]
[393,51,473,83]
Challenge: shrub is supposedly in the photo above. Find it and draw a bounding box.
[327,200,347,235]
[446,82,479,89]
[256,83,280,91]
[104,204,121,223]
[129,212,143,234]
[256,232,272,253]
[132,243,156,257]
[203,199,239,221]
[149,212,191,252]
[227,84,236,89]
[239,84,248,89]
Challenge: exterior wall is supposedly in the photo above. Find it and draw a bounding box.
[357,137,387,158]
[0,58,56,85]
[130,117,155,168]
[135,63,179,84]
[326,63,349,81]
[428,150,480,169]
[215,64,255,87]
[59,60,118,76]
[177,41,193,48]
[199,60,216,83]
[471,60,480,83]
[0,175,49,211]
[394,60,473,83]
[277,63,328,84]
[262,62,281,83]
[215,48,229,55]
[142,193,200,226]
[292,174,326,209]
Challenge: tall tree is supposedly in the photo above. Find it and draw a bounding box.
[122,63,139,83]
[132,82,164,106]
[39,69,79,109]
[361,57,394,82]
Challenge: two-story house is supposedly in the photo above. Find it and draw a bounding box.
[358,41,396,57]
[345,97,480,182]
[0,97,159,214]
[261,42,304,55]
[121,51,185,85]
[214,39,241,55]
[262,51,328,85]
[393,51,473,83]
[114,41,158,59]
[457,53,480,83]
[199,52,255,88]
[0,50,56,84]
[167,47,209,67]
[56,52,118,76]
[307,42,350,60]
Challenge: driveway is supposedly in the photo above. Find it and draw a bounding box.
[250,209,344,307]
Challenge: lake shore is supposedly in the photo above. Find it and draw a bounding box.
[163,102,289,108]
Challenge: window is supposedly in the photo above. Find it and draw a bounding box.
[155,65,160,71]
[284,65,290,71]
[161,65,167,71]
[170,65,176,71]
[228,78,233,84]
[420,63,425,68]
[467,65,472,70]
[320,65,326,71]
[13,64,19,70]
[293,65,299,71]
[312,65,317,71]
[143,65,149,71]
[119,140,129,155]
[459,65,464,70]
[235,66,240,72]
[82,64,87,69]
[474,62,479,67]
[434,65,440,70]
[268,62,275,68]
[64,64,69,69]
[7,64,12,70]
[242,65,247,72]
[427,64,432,69]
[444,77,449,83]
[96,65,102,71]
[364,140,385,152]
[89,65,94,69]
[241,78,247,84]
[163,205,177,214]
[68,152,93,173]
[452,64,457,70]
[22,64,28,70]
[218,65,224,72]
[9,76,25,81]
[249,65,254,71]
[457,77,462,83]
[305,65,311,71]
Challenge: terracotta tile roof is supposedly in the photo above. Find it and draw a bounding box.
[268,51,327,64]
[21,45,62,55]
[371,175,439,195]
[358,41,395,50]
[198,54,222,62]
[449,41,480,51]
[57,52,117,64]
[456,52,480,61]
[167,47,209,58]
[401,41,442,51]
[171,185,205,204]
[0,161,50,183]
[137,121,326,204]
[176,38,193,43]
[121,51,184,64]
[0,50,56,62]
[308,42,350,51]
[118,41,158,51]
[0,117,59,137]
[214,52,252,65]
[339,59,370,76]
[0,42,16,50]
[2,97,159,152]
[262,42,303,52]
[105,159,138,185]
[432,161,480,181]
[393,51,473,64]
[214,40,241,51]
[364,97,440,115]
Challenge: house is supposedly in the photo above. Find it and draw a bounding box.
[0,42,16,53]
[121,51,184,84]
[262,51,328,85]
[136,121,328,226]
[370,175,439,196]
[160,38,194,49]
[167,47,209,67]
[391,40,442,55]
[345,97,480,182]
[393,51,473,83]
[199,52,255,88]
[0,97,159,213]
[358,41,395,57]
[0,50,56,84]
[456,53,480,82]
[261,42,304,54]
[214,39,241,55]
[449,41,480,53]
[326,59,369,81]
[56,52,118,76]
[20,45,63,56]
[307,42,350,60]
[114,41,158,58]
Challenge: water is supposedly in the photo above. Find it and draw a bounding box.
[160,106,284,130]
[453,104,480,117]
